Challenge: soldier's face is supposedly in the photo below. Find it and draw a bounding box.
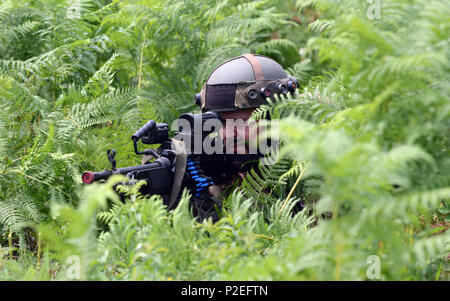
[218,108,258,155]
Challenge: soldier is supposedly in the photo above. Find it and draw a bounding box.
[176,53,299,222]
[82,53,298,223]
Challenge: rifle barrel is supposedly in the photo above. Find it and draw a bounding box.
[82,157,171,184]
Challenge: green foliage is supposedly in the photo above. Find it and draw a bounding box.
[0,0,448,281]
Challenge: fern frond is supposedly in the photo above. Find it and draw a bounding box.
[308,19,335,33]
[83,52,120,98]
[240,157,292,206]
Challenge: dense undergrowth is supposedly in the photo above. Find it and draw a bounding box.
[0,0,448,280]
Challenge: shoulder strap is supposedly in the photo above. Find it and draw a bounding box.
[168,139,187,209]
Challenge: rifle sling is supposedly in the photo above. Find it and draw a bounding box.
[168,139,187,209]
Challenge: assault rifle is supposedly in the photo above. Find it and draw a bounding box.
[82,111,216,200]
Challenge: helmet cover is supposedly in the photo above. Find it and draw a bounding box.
[198,54,297,112]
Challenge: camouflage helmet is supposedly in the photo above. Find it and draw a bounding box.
[195,53,299,112]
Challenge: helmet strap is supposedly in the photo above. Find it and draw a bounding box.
[242,53,265,81]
